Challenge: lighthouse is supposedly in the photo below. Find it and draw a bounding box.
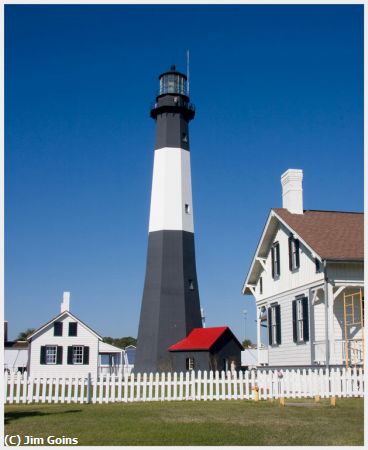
[135,65,202,373]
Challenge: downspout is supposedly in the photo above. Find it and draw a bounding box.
[323,260,330,369]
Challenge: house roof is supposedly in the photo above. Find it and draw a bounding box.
[168,327,242,351]
[99,341,124,354]
[4,341,28,349]
[273,209,363,261]
[27,310,103,341]
[242,208,363,295]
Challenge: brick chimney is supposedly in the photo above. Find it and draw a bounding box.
[61,292,70,313]
[281,169,303,214]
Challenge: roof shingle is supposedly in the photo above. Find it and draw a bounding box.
[273,209,363,260]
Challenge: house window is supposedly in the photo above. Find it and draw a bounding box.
[54,321,63,336]
[73,346,84,364]
[288,236,300,271]
[271,242,280,278]
[186,357,195,371]
[68,322,78,337]
[67,346,89,365]
[46,346,57,364]
[259,277,263,295]
[268,304,281,346]
[292,297,309,343]
[315,258,321,273]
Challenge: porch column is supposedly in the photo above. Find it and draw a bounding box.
[257,307,261,365]
[327,282,335,365]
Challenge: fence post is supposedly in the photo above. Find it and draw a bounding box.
[87,373,92,403]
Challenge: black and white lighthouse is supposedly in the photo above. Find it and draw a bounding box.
[135,65,202,373]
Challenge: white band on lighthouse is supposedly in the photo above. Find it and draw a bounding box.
[149,147,194,233]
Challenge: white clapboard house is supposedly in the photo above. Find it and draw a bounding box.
[242,169,364,368]
[27,293,131,378]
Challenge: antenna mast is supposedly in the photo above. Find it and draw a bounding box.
[186,49,190,96]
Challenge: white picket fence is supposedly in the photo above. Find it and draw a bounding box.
[4,367,364,405]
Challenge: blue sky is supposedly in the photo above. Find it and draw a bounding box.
[5,5,363,343]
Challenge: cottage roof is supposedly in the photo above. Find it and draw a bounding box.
[273,209,363,261]
[27,310,103,341]
[168,327,242,351]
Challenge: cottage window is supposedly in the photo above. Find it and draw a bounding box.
[68,322,78,337]
[73,346,84,364]
[288,236,300,271]
[46,346,57,364]
[54,321,63,336]
[271,242,280,278]
[268,304,281,346]
[292,297,309,343]
[67,345,89,365]
[186,357,195,371]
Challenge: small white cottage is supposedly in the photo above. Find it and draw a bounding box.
[27,293,126,378]
[242,169,364,369]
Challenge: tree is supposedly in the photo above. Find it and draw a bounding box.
[242,339,254,349]
[17,328,35,340]
[103,336,137,349]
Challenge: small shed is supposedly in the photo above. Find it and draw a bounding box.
[168,326,243,372]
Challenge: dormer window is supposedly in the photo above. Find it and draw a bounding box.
[288,236,300,271]
[271,242,280,279]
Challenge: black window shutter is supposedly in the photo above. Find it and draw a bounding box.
[54,322,63,336]
[288,236,293,271]
[302,297,309,342]
[57,346,63,364]
[40,346,46,364]
[83,346,90,365]
[67,346,73,364]
[292,300,297,342]
[268,307,273,345]
[295,239,300,269]
[271,246,275,278]
[275,304,281,344]
[69,322,77,337]
[276,244,280,276]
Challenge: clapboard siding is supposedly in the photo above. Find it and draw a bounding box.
[328,262,364,282]
[267,289,312,366]
[256,223,324,300]
[29,313,100,379]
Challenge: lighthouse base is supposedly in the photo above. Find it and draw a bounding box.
[134,230,202,374]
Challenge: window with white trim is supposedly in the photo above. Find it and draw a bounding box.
[292,296,309,343]
[46,346,57,365]
[271,306,277,345]
[296,298,304,342]
[73,346,84,364]
[289,236,300,271]
[271,242,280,278]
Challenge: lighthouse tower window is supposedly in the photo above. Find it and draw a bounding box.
[185,204,190,214]
[188,279,195,291]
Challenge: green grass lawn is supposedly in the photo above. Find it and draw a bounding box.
[5,398,364,446]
